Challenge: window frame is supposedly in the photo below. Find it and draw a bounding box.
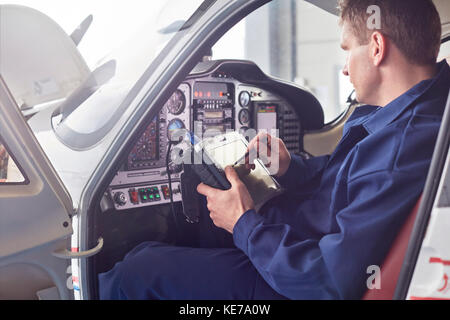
[0,137,30,186]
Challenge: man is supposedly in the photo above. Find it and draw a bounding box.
[99,0,449,299]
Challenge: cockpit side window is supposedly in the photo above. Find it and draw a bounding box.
[0,138,27,185]
[438,39,450,63]
[212,0,354,123]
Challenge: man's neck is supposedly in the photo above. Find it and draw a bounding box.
[378,62,438,107]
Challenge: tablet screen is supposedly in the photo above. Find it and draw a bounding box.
[202,132,280,207]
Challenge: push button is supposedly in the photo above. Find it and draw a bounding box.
[136,186,163,203]
[138,188,148,203]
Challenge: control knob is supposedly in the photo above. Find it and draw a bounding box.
[114,192,127,206]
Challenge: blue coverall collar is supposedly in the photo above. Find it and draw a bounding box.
[363,60,450,135]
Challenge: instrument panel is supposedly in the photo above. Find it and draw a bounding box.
[108,70,303,211]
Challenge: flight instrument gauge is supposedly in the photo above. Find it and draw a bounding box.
[167,118,186,143]
[165,89,186,115]
[127,117,159,169]
[238,109,250,125]
[239,91,251,107]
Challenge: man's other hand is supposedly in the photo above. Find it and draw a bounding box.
[197,166,255,234]
[245,132,291,177]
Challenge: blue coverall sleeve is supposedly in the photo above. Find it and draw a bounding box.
[233,170,424,300]
[276,153,330,190]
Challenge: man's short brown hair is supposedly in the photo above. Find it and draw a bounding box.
[338,0,442,65]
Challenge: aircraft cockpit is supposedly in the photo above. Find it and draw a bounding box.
[92,58,327,283]
[0,0,448,301]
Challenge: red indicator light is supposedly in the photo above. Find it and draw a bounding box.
[207,92,211,97]
[161,185,171,200]
[194,91,198,97]
[219,92,223,97]
[129,189,139,204]
[199,92,203,97]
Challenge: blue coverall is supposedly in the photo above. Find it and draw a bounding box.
[98,60,450,300]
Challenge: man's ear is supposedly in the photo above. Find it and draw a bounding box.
[369,31,387,66]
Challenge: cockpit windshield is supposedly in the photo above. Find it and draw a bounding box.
[53,0,206,149]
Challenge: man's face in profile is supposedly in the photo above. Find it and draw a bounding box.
[341,20,378,105]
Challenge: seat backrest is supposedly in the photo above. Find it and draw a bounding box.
[362,198,421,300]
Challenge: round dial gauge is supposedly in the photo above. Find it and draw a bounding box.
[165,89,186,115]
[239,91,251,107]
[167,118,186,143]
[134,138,153,159]
[238,109,250,125]
[131,120,157,161]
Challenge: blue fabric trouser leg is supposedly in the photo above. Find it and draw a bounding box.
[98,195,288,300]
[98,241,287,300]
